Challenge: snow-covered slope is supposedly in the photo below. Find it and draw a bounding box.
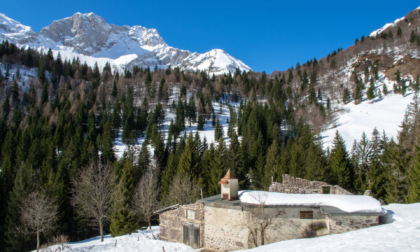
[40,203,420,252]
[321,76,414,151]
[0,12,251,75]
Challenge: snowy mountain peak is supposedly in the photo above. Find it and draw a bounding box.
[0,12,251,74]
[0,13,33,37]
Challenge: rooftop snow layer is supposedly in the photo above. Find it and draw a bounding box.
[239,191,384,214]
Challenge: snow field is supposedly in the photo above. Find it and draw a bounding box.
[321,73,414,151]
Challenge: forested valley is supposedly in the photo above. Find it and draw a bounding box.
[0,40,420,251]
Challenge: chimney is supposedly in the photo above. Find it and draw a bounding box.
[218,169,238,200]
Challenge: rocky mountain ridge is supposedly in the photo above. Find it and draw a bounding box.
[0,12,251,75]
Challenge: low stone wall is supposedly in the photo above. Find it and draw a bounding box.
[327,215,379,234]
[159,207,184,243]
[269,174,352,195]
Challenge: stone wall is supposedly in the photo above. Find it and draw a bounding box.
[327,215,379,234]
[202,205,331,251]
[161,202,380,251]
[159,202,205,248]
[203,205,249,251]
[248,206,328,248]
[269,174,352,195]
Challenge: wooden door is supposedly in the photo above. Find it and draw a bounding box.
[183,223,200,248]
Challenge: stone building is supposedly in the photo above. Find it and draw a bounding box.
[158,171,384,251]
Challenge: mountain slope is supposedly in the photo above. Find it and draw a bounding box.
[0,12,251,75]
[271,6,420,149]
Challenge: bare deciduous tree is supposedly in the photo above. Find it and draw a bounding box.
[244,191,273,247]
[20,191,58,252]
[72,162,114,242]
[165,173,200,206]
[131,171,159,229]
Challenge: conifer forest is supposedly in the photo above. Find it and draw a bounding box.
[0,40,420,251]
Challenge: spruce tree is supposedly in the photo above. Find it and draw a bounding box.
[329,131,354,191]
[4,162,35,252]
[261,140,281,190]
[367,78,376,100]
[214,118,223,141]
[383,83,388,95]
[197,114,205,130]
[407,135,420,203]
[110,159,139,236]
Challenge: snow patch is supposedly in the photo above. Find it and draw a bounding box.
[239,191,384,214]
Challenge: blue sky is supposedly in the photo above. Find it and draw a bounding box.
[2,1,419,73]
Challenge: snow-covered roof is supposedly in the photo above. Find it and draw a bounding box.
[239,191,384,214]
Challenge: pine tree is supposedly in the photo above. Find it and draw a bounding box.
[111,80,118,98]
[304,140,327,182]
[176,133,200,179]
[367,78,376,100]
[383,83,388,95]
[214,118,223,141]
[407,134,420,203]
[261,140,281,190]
[110,158,139,236]
[342,87,350,104]
[197,114,205,130]
[329,131,354,191]
[41,81,48,103]
[4,162,35,252]
[175,98,185,133]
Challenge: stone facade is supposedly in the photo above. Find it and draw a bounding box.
[327,215,379,234]
[269,174,352,195]
[203,205,248,251]
[159,201,381,251]
[159,202,205,248]
[259,206,327,245]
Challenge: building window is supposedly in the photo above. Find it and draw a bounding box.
[186,209,195,219]
[322,186,331,194]
[300,211,313,219]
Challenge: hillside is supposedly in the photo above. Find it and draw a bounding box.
[272,7,420,136]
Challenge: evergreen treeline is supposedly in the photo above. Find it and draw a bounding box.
[0,40,419,251]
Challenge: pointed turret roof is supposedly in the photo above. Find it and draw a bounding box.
[222,169,236,179]
[218,169,237,184]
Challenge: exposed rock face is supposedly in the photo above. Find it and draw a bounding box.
[40,13,116,52]
[0,12,251,74]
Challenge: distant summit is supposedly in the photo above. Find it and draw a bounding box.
[0,12,252,75]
